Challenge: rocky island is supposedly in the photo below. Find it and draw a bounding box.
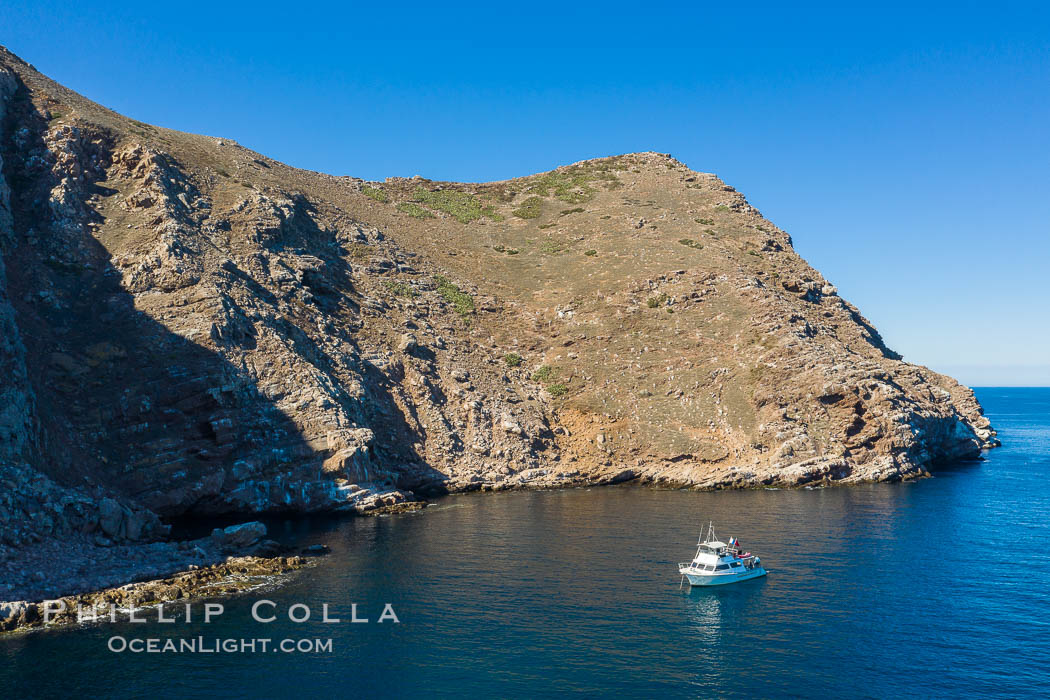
[0,46,997,620]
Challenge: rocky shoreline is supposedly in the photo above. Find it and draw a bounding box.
[0,497,430,635]
[0,517,323,635]
[0,554,314,634]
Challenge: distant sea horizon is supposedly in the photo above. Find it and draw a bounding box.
[935,364,1050,387]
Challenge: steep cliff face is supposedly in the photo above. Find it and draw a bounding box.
[0,47,996,562]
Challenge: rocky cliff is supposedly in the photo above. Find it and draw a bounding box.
[0,47,996,597]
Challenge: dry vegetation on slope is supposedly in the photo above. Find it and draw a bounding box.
[0,46,997,598]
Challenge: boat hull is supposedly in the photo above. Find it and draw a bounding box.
[681,566,767,586]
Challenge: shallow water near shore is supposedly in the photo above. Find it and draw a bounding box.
[2,388,1049,698]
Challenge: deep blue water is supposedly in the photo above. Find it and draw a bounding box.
[2,388,1049,698]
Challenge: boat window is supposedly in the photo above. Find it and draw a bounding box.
[731,562,742,568]
[716,564,730,570]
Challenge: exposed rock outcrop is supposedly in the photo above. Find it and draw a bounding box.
[1,554,312,633]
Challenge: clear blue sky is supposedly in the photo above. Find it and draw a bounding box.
[5,2,1049,385]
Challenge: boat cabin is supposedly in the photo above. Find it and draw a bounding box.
[688,540,760,571]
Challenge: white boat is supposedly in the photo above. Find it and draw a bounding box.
[678,522,767,587]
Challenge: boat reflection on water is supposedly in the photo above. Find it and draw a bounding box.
[683,588,727,644]
[679,575,772,686]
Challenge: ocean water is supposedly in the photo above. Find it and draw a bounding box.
[2,388,1048,698]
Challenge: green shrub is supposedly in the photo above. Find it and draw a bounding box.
[363,186,388,203]
[559,207,584,216]
[504,352,523,367]
[397,202,434,218]
[539,240,563,254]
[715,205,730,213]
[513,196,544,219]
[481,205,505,222]
[526,172,594,204]
[547,383,568,397]
[524,164,620,204]
[434,275,474,316]
[532,365,555,382]
[413,188,483,223]
[584,249,597,257]
[384,280,418,298]
[678,238,703,249]
[695,217,714,225]
[647,292,669,308]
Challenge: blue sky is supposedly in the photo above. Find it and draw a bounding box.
[5,2,1049,385]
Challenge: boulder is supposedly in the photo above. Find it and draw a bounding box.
[95,498,163,542]
[210,521,267,550]
[398,334,417,352]
[124,509,149,541]
[98,498,124,538]
[0,601,28,632]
